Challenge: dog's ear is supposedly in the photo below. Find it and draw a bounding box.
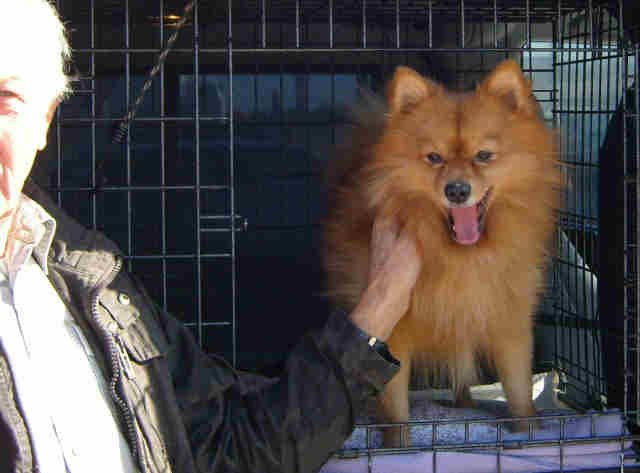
[386,66,437,114]
[478,60,538,115]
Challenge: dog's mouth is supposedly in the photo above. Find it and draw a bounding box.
[447,187,493,245]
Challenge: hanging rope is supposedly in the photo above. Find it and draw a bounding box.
[112,0,196,144]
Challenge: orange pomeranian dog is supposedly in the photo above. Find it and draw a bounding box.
[323,60,561,447]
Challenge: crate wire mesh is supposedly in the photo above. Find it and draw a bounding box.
[45,0,640,471]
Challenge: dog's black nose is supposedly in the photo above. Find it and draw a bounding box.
[445,181,471,204]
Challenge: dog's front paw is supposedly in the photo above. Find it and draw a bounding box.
[508,413,540,435]
[382,425,411,448]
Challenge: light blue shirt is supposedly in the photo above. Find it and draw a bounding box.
[0,195,139,472]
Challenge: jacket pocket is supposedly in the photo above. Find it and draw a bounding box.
[100,271,168,362]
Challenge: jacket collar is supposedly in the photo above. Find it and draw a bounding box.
[22,180,123,291]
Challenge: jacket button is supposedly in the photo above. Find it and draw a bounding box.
[108,322,118,333]
[117,292,131,306]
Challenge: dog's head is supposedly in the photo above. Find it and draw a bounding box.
[372,60,559,246]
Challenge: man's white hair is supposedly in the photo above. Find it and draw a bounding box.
[2,0,71,105]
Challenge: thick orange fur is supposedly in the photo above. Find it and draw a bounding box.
[323,61,562,447]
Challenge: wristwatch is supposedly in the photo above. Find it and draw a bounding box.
[366,335,399,366]
[335,307,401,366]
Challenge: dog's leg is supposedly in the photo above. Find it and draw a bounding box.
[452,348,477,408]
[492,334,537,432]
[378,342,412,448]
[454,385,474,408]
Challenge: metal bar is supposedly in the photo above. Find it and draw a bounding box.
[59,116,228,123]
[551,108,623,114]
[330,47,335,185]
[53,0,62,201]
[480,16,485,79]
[121,253,233,260]
[497,423,502,473]
[618,0,629,421]
[194,0,203,346]
[201,214,244,220]
[395,0,400,49]
[432,449,436,473]
[338,424,640,458]
[336,432,640,457]
[579,8,588,391]
[262,0,266,48]
[125,0,133,270]
[71,47,628,54]
[603,12,613,405]
[160,0,168,311]
[352,408,638,429]
[588,0,594,48]
[51,185,229,192]
[184,321,231,327]
[56,94,62,207]
[90,0,96,230]
[460,0,465,48]
[525,0,530,48]
[295,0,300,48]
[365,427,372,473]
[362,0,366,49]
[329,0,334,48]
[569,5,578,390]
[556,0,566,388]
[432,422,437,446]
[228,0,237,367]
[635,44,640,427]
[406,411,632,429]
[560,418,565,472]
[552,0,562,386]
[493,0,497,48]
[428,0,433,48]
[588,9,599,399]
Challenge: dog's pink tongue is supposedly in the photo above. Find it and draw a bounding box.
[451,206,480,245]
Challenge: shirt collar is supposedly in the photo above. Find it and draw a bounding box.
[4,194,56,276]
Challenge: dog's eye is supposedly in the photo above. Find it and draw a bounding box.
[425,152,444,165]
[475,150,494,163]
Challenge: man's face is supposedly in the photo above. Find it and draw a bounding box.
[0,75,55,219]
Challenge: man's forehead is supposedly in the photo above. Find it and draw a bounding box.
[0,41,46,77]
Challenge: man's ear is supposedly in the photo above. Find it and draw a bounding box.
[386,66,438,115]
[37,99,60,151]
[477,60,538,115]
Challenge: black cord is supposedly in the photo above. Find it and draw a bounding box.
[111,1,196,144]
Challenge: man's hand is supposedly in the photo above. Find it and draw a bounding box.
[348,216,422,341]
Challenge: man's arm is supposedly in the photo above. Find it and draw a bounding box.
[160,306,398,473]
[160,218,420,472]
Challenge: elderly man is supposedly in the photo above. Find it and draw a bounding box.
[0,1,422,472]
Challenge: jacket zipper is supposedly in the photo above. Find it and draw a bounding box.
[89,256,142,469]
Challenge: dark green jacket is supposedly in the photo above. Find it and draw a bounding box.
[0,181,398,473]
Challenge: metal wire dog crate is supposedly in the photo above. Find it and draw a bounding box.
[44,0,639,471]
